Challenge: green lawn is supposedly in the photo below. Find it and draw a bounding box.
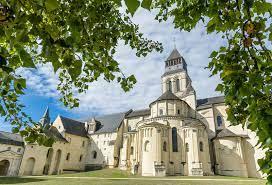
[0,169,266,185]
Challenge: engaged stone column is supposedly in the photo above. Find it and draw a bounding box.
[191,128,203,176]
[157,127,162,162]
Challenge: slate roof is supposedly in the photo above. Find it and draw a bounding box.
[196,96,225,110]
[59,116,88,137]
[167,49,182,60]
[162,68,184,77]
[0,131,24,146]
[150,91,181,106]
[93,112,128,133]
[44,126,67,142]
[126,109,150,118]
[215,129,249,139]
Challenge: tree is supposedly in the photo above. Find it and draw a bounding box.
[0,0,271,183]
[147,0,271,182]
[0,0,163,145]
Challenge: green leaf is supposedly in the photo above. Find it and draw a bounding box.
[0,105,5,116]
[45,0,59,12]
[19,49,36,68]
[124,0,140,16]
[141,0,152,10]
[215,84,223,92]
[210,51,218,58]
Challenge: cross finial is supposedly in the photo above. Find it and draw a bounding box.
[173,37,176,49]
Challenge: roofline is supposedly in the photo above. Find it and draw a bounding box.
[212,134,249,140]
[149,97,184,108]
[125,108,150,118]
[59,115,85,124]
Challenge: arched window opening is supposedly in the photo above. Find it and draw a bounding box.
[217,116,223,127]
[176,79,180,92]
[163,141,167,152]
[144,141,151,152]
[66,153,70,161]
[130,147,134,155]
[92,151,97,159]
[177,109,180,115]
[0,160,10,176]
[79,154,83,162]
[199,142,203,152]
[185,143,189,152]
[159,109,163,116]
[168,81,172,92]
[172,127,178,152]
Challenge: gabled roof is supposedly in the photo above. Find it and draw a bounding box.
[167,49,182,60]
[59,116,88,137]
[215,129,249,139]
[196,96,225,110]
[126,109,150,118]
[93,112,127,134]
[0,131,24,146]
[44,126,67,142]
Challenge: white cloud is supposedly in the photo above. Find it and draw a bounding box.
[19,8,225,117]
[17,63,59,98]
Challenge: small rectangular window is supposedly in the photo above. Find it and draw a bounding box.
[159,109,163,115]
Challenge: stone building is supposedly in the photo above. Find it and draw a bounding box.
[0,49,265,178]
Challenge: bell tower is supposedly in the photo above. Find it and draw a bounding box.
[161,49,196,109]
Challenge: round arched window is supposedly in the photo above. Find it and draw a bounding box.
[185,143,189,152]
[172,127,178,152]
[168,81,172,92]
[92,151,97,159]
[217,116,223,127]
[144,141,151,152]
[199,141,203,152]
[163,141,167,152]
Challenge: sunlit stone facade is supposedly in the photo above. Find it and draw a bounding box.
[0,49,265,178]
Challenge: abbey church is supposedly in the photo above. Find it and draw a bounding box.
[0,49,265,178]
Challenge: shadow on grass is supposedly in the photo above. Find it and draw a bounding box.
[0,177,46,184]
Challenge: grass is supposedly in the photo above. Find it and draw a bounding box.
[60,168,131,178]
[0,169,266,185]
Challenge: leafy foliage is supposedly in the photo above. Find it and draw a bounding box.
[0,0,162,145]
[0,0,271,183]
[146,0,272,183]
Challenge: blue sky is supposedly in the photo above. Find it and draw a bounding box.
[0,8,225,132]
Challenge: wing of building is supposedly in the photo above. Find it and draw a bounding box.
[0,49,265,178]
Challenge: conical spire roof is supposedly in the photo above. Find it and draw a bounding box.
[156,90,181,101]
[167,49,182,60]
[40,106,51,126]
[150,91,181,106]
